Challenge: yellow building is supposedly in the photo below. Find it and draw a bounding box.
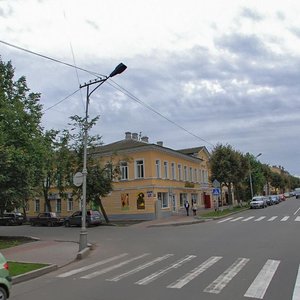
[26,132,212,220]
[92,132,212,220]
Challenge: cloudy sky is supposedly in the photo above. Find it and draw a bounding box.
[1,0,300,176]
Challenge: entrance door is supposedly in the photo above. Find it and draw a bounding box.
[172,195,176,212]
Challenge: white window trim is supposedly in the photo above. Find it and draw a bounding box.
[163,161,169,179]
[171,162,176,180]
[155,159,161,178]
[120,161,129,181]
[135,159,145,179]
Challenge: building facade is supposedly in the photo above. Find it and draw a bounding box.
[26,132,213,220]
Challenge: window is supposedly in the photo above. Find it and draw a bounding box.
[194,168,197,183]
[180,193,187,207]
[67,198,73,211]
[158,192,169,208]
[163,161,169,179]
[135,159,144,179]
[171,163,176,180]
[178,164,182,180]
[155,160,161,178]
[191,193,198,204]
[120,161,128,180]
[25,201,30,212]
[184,166,187,181]
[189,167,193,182]
[202,170,205,183]
[34,199,40,212]
[56,199,61,213]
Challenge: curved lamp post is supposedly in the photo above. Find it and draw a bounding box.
[249,153,262,199]
[79,63,127,251]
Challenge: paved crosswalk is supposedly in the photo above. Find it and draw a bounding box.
[217,215,300,223]
[56,252,300,299]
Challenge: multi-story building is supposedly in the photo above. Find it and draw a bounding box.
[92,132,212,220]
[26,132,212,220]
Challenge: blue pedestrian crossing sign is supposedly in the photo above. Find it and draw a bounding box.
[212,188,221,195]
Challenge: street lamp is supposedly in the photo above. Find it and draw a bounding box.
[249,153,262,199]
[78,63,127,251]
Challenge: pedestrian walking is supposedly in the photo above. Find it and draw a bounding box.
[192,201,197,216]
[184,200,190,216]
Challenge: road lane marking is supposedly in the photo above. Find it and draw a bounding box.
[244,259,280,299]
[218,217,233,223]
[268,216,278,221]
[294,207,300,215]
[242,216,255,222]
[57,253,129,278]
[204,258,249,294]
[106,254,173,282]
[230,217,244,222]
[135,255,196,285]
[295,216,300,222]
[167,256,222,289]
[81,253,150,279]
[254,216,266,222]
[292,265,300,300]
[281,216,290,221]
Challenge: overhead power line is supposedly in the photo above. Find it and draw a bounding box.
[0,39,214,147]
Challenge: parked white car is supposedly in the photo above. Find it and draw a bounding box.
[250,196,267,209]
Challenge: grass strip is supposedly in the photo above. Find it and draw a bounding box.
[8,261,49,276]
[0,239,24,249]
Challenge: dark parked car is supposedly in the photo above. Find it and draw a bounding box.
[29,212,64,227]
[0,212,24,226]
[64,210,102,227]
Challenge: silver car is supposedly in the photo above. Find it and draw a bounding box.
[250,196,267,209]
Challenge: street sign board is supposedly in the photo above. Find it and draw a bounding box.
[73,172,83,187]
[212,179,221,188]
[212,188,220,195]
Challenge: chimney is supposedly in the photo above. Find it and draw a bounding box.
[125,132,132,140]
[141,136,149,143]
[157,141,163,147]
[132,132,138,140]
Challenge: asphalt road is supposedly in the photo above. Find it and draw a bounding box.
[7,197,300,300]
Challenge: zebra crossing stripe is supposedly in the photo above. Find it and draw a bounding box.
[81,253,150,279]
[292,265,300,300]
[218,217,233,223]
[230,217,244,222]
[295,217,300,222]
[281,216,289,221]
[268,216,278,221]
[167,256,222,289]
[255,216,266,222]
[57,253,129,278]
[242,216,255,222]
[204,258,249,294]
[244,259,280,299]
[106,254,174,282]
[135,255,196,285]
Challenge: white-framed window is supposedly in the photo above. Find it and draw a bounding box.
[120,161,129,180]
[189,167,193,182]
[158,192,169,208]
[67,198,73,211]
[163,161,169,179]
[34,199,40,212]
[198,169,202,183]
[155,160,161,178]
[180,193,187,207]
[191,193,198,204]
[178,164,182,180]
[194,168,197,183]
[184,166,187,181]
[202,170,205,183]
[56,199,61,213]
[171,163,176,180]
[135,159,144,179]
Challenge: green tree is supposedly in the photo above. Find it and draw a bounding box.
[0,58,44,215]
[210,144,249,205]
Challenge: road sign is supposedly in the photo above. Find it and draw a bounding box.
[212,188,220,195]
[73,172,83,187]
[212,179,221,188]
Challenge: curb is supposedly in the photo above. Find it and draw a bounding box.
[12,264,58,284]
[147,219,207,228]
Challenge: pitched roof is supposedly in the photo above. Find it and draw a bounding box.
[90,139,203,162]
